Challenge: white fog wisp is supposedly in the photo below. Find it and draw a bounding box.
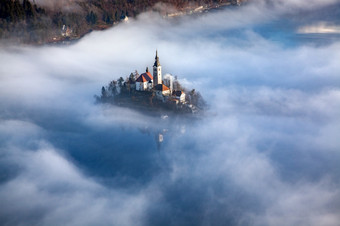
[0,0,340,225]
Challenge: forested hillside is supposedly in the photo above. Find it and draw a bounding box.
[0,0,240,44]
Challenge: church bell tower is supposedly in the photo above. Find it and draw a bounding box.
[153,50,162,86]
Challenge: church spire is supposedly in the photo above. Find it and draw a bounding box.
[153,50,162,86]
[154,50,160,67]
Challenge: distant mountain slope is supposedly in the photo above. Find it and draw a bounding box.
[0,0,242,44]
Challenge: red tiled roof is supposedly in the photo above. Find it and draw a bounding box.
[155,84,170,91]
[136,72,153,82]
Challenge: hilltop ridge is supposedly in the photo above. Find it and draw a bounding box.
[0,0,244,44]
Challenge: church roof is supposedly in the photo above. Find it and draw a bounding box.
[155,84,170,91]
[136,72,153,82]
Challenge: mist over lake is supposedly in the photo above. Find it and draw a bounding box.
[1,0,340,225]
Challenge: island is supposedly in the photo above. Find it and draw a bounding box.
[96,51,206,115]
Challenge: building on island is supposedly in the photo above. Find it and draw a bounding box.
[135,51,186,104]
[163,74,174,92]
[172,90,186,103]
[136,67,153,91]
[155,84,171,101]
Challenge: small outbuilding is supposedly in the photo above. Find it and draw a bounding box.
[155,84,170,101]
[172,90,186,103]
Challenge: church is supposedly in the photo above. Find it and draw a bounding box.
[135,51,186,103]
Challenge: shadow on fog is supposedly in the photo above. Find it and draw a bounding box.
[39,107,197,188]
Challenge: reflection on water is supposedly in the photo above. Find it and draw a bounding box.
[137,113,190,151]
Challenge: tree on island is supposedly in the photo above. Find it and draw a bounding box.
[101,86,108,101]
[134,70,139,80]
[188,89,206,108]
[129,73,135,82]
[118,77,124,87]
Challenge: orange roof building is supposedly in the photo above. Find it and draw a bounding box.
[155,84,170,92]
[155,84,171,101]
[136,68,153,91]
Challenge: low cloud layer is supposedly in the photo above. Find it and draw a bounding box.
[0,1,340,225]
[297,22,340,34]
